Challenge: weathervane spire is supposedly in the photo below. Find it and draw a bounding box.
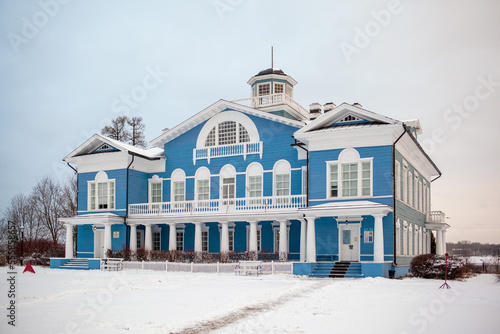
[271,46,274,69]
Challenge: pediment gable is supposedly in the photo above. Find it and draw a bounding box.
[295,103,400,135]
[150,99,306,148]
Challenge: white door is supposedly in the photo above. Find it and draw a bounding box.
[93,229,105,258]
[340,225,360,262]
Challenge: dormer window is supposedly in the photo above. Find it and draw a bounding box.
[258,83,270,96]
[204,121,251,147]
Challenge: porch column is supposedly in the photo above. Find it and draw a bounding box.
[65,223,74,259]
[194,222,202,253]
[373,214,385,263]
[168,223,177,251]
[436,230,443,255]
[103,223,112,257]
[300,219,307,262]
[220,221,229,253]
[129,224,137,252]
[279,220,288,260]
[306,216,316,262]
[442,229,447,254]
[144,224,152,251]
[427,231,431,254]
[249,221,258,252]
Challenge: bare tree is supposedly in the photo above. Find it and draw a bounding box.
[61,175,78,218]
[101,116,131,143]
[5,193,44,241]
[32,177,64,243]
[127,116,147,148]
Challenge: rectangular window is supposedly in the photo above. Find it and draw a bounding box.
[89,180,115,211]
[275,174,290,196]
[151,182,162,203]
[419,181,423,212]
[137,230,144,249]
[342,163,358,197]
[153,231,161,251]
[403,165,408,203]
[218,121,237,145]
[228,230,234,252]
[258,83,270,96]
[395,161,401,200]
[173,181,185,203]
[248,175,262,198]
[176,231,184,251]
[197,179,210,201]
[329,164,338,197]
[343,230,351,244]
[274,83,284,94]
[202,230,208,252]
[361,162,371,196]
[408,172,413,207]
[414,175,419,210]
[222,177,235,205]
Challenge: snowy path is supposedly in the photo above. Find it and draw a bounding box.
[173,280,330,334]
[1,267,499,334]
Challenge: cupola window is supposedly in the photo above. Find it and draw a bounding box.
[204,121,251,147]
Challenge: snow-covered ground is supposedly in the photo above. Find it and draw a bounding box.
[1,266,499,334]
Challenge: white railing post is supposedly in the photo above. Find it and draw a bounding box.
[191,262,194,272]
[272,260,275,274]
[166,260,168,271]
[217,262,220,273]
[142,260,144,270]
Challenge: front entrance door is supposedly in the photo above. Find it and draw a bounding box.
[340,225,360,262]
[93,229,104,258]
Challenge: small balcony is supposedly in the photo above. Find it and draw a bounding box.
[231,93,309,119]
[426,211,446,223]
[193,141,263,164]
[129,195,307,216]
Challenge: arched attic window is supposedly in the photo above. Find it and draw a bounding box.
[194,111,262,164]
[205,121,250,147]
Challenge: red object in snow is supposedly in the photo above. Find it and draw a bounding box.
[439,253,451,289]
[23,262,36,274]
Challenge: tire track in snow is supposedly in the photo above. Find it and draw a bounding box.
[171,280,331,334]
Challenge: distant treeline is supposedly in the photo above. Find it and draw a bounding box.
[447,241,500,256]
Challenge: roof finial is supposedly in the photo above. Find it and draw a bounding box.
[271,46,274,69]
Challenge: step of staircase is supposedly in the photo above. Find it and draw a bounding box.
[309,262,364,278]
[59,259,90,270]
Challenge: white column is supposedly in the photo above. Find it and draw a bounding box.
[436,230,443,255]
[427,231,431,254]
[129,224,137,252]
[103,223,112,257]
[65,223,74,259]
[306,216,316,262]
[300,219,307,262]
[442,230,447,254]
[249,221,258,252]
[373,214,385,263]
[279,220,288,259]
[169,223,177,251]
[220,221,229,253]
[194,222,202,253]
[144,224,152,251]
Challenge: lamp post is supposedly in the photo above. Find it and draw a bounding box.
[20,225,25,266]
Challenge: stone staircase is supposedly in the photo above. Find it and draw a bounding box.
[59,259,90,270]
[309,262,364,278]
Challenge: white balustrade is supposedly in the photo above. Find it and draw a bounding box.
[231,93,309,119]
[193,141,263,164]
[427,211,445,223]
[129,195,307,216]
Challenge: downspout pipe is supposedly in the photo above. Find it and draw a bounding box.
[392,125,407,267]
[291,138,309,207]
[124,153,135,251]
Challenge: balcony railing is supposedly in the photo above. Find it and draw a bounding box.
[193,141,263,164]
[129,195,307,216]
[427,211,446,223]
[231,93,309,119]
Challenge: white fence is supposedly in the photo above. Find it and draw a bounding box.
[122,261,294,274]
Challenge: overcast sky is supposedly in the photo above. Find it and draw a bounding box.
[1,0,499,243]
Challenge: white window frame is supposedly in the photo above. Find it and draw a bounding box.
[326,149,373,199]
[273,160,291,197]
[171,169,186,207]
[396,220,401,256]
[153,227,161,251]
[395,161,401,200]
[202,225,209,252]
[409,224,414,256]
[195,167,211,204]
[257,83,270,96]
[228,229,235,252]
[403,221,408,256]
[402,162,408,204]
[149,175,162,203]
[246,162,263,200]
[273,82,284,95]
[88,171,116,211]
[176,230,184,251]
[408,171,413,208]
[273,226,289,253]
[414,173,419,210]
[137,230,144,249]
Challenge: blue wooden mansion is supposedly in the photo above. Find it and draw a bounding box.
[57,67,449,277]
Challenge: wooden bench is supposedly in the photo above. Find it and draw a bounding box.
[100,258,124,271]
[235,261,262,276]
